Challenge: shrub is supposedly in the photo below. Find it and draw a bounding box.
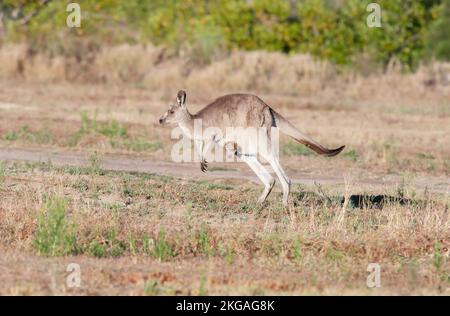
[1,0,445,69]
[152,228,174,261]
[33,195,78,256]
[426,1,450,61]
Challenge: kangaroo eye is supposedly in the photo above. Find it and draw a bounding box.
[169,110,174,114]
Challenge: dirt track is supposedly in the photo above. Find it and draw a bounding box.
[1,147,449,194]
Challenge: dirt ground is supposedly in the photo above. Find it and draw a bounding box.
[0,80,449,295]
[0,147,449,193]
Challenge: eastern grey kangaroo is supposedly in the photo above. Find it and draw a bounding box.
[159,91,345,206]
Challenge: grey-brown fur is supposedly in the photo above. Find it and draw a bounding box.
[194,94,273,130]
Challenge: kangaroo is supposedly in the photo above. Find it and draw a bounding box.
[159,90,345,206]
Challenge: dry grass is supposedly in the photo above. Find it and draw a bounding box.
[2,43,450,99]
[0,161,448,295]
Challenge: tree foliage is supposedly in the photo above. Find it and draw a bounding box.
[426,0,450,61]
[0,0,447,68]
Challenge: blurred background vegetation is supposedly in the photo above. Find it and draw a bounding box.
[0,0,449,70]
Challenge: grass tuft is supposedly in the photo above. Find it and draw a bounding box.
[88,151,103,175]
[282,141,313,156]
[33,195,78,256]
[152,228,174,261]
[0,162,5,184]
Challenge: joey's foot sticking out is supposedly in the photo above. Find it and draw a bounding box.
[200,159,208,172]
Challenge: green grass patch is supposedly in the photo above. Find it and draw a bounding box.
[282,141,313,156]
[68,112,128,146]
[98,120,127,138]
[4,130,19,141]
[88,241,107,258]
[292,239,302,263]
[326,247,344,262]
[343,148,359,161]
[3,125,53,144]
[152,228,174,261]
[88,151,104,175]
[224,244,234,265]
[197,223,213,257]
[196,181,234,191]
[0,162,6,184]
[110,139,163,152]
[208,166,238,172]
[144,279,161,295]
[33,195,78,256]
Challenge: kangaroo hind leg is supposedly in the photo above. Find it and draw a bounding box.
[239,154,275,204]
[262,150,291,206]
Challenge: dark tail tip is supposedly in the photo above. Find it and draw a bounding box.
[326,145,345,157]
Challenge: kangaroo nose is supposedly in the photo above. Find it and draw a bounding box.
[159,118,163,124]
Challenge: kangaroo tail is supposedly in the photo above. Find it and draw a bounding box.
[271,110,345,157]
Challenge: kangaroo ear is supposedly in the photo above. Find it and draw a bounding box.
[177,90,187,107]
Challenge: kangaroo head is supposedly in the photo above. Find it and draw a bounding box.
[159,90,188,125]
